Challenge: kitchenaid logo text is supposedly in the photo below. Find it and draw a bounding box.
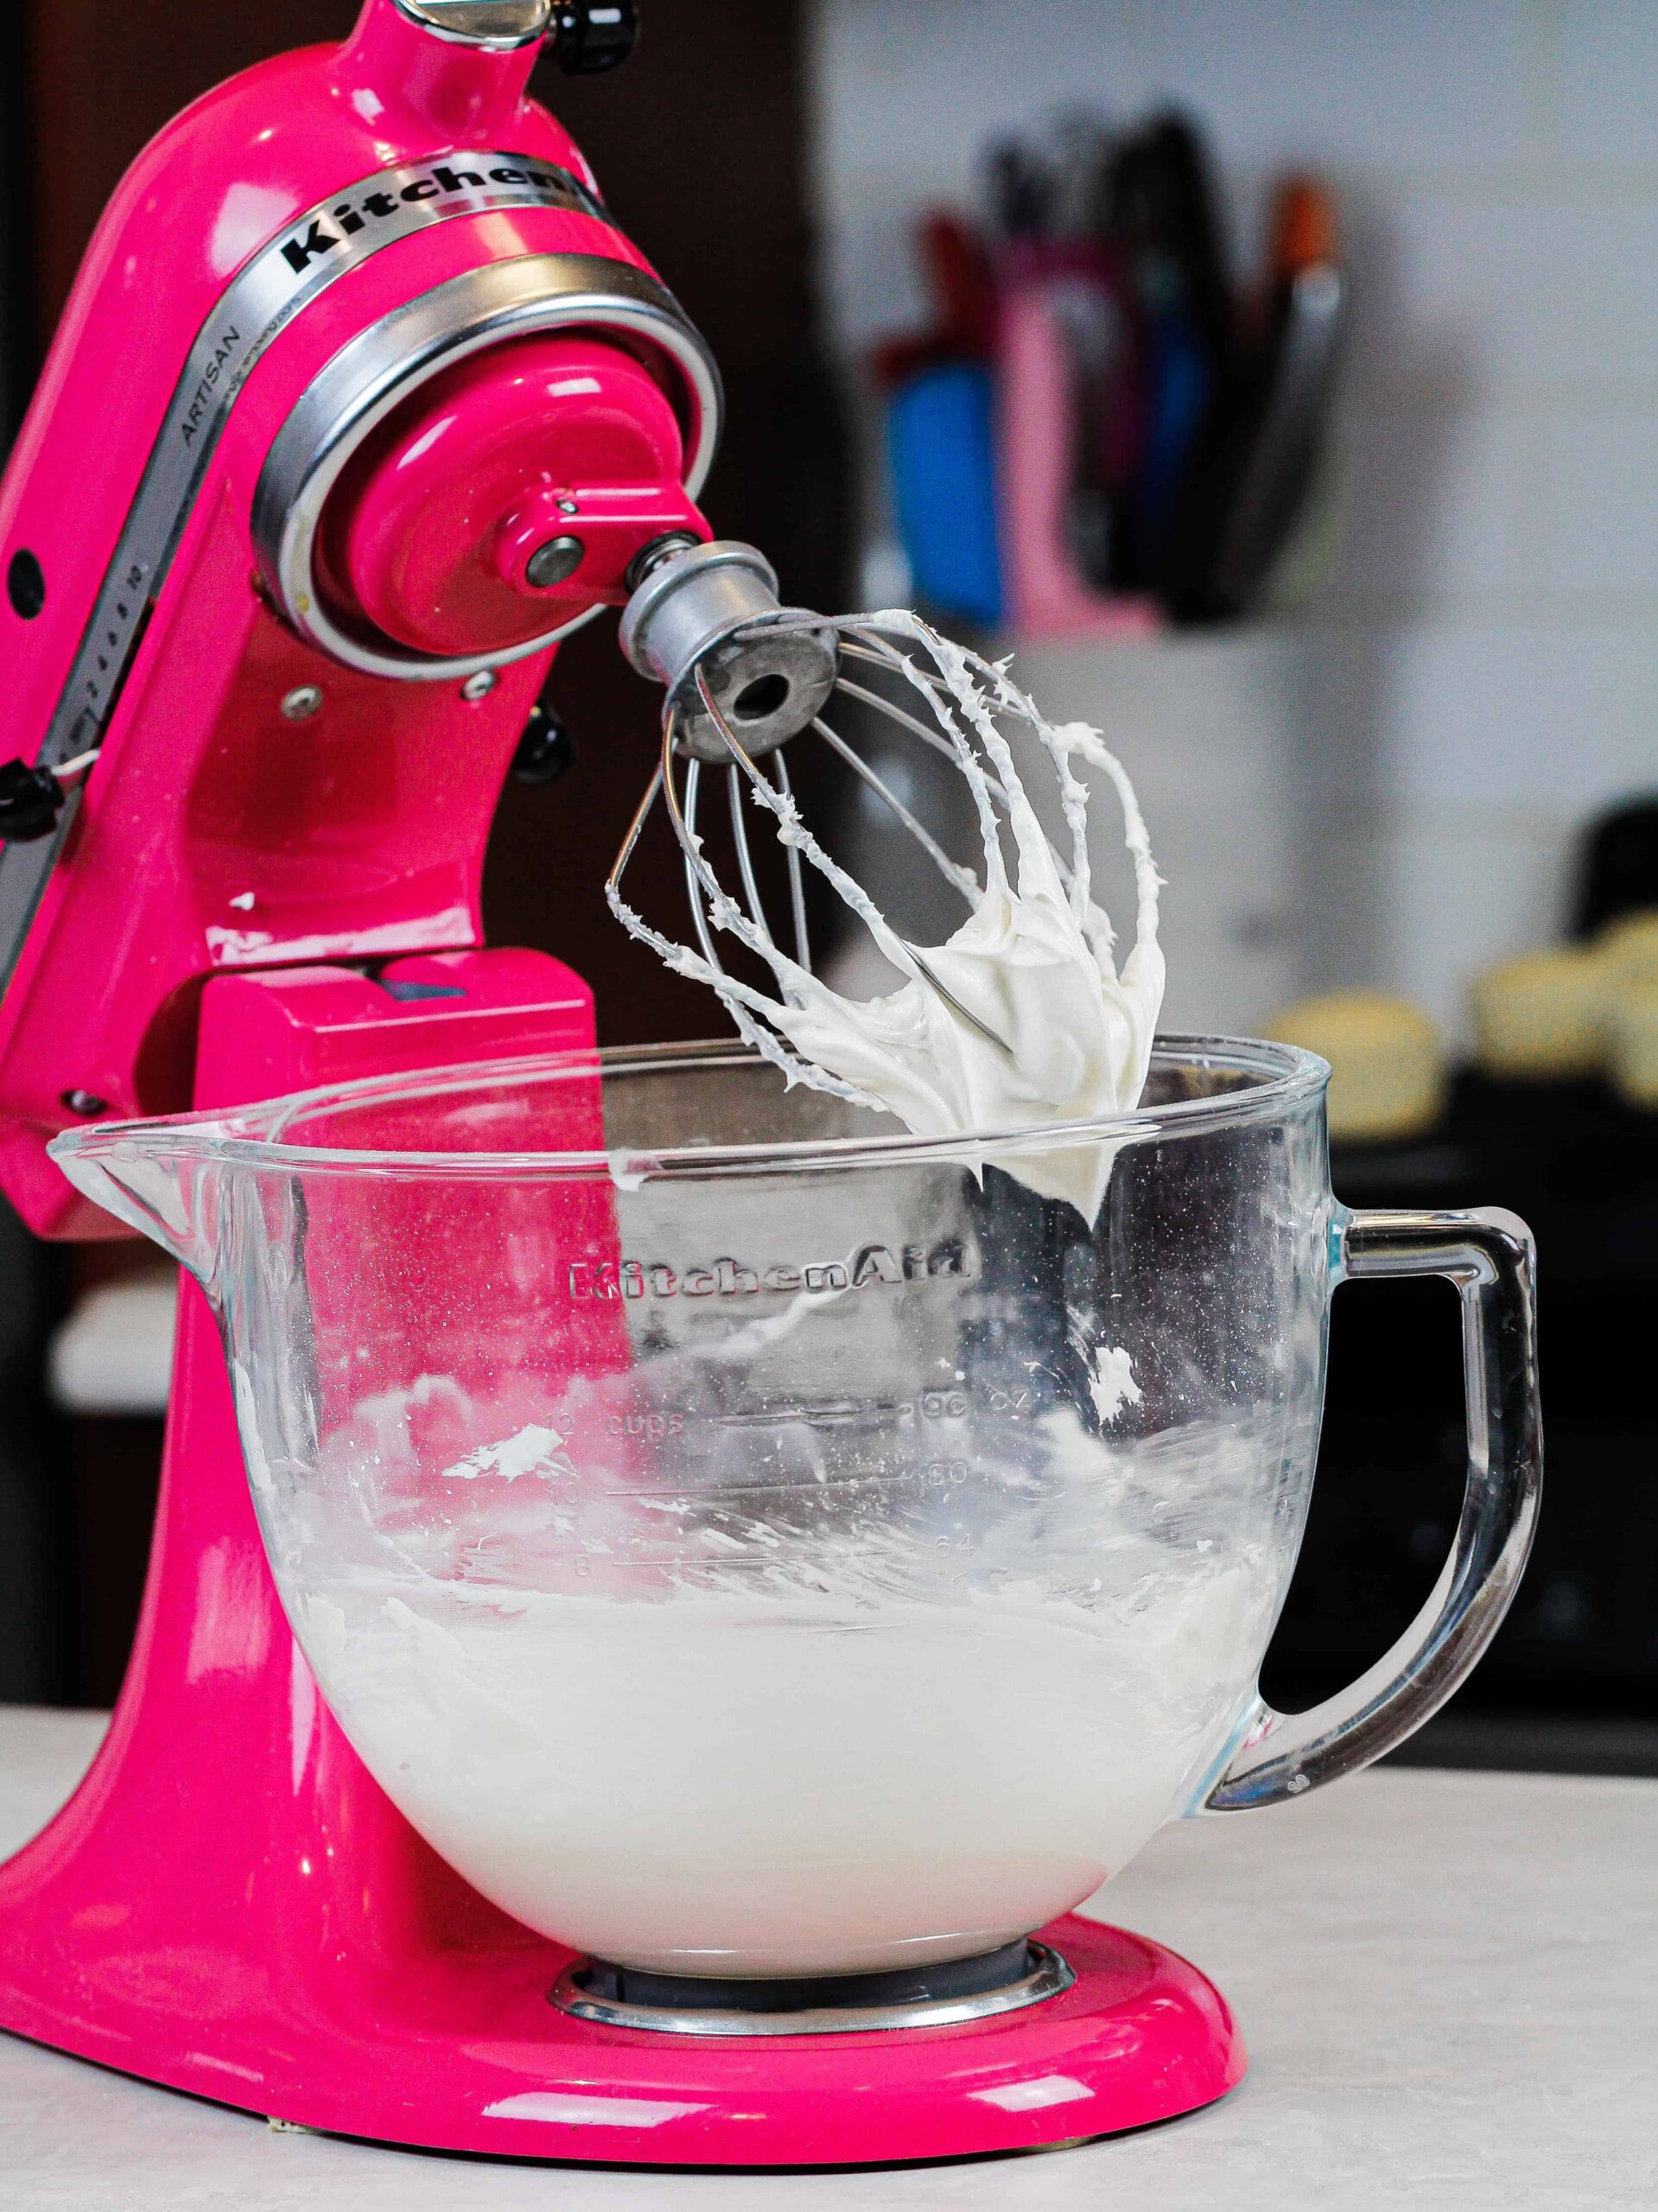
[277,160,594,275]
[569,1241,975,1303]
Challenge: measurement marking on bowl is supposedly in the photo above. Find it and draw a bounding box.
[715,1399,906,1429]
[600,1465,973,1503]
[600,1554,792,1571]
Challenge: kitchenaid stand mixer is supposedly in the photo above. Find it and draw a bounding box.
[0,0,1542,2167]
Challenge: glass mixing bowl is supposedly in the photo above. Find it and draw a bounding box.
[54,1037,1540,1980]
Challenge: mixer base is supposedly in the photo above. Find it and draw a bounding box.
[551,1935,1076,2036]
[0,1904,1242,2165]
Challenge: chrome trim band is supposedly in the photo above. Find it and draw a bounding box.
[549,1941,1076,2038]
[0,152,622,990]
[391,0,553,48]
[251,253,721,680]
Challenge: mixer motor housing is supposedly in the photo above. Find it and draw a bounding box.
[0,0,719,1236]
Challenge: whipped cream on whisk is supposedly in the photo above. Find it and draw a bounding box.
[611,612,1164,1218]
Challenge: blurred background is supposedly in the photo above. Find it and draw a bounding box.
[2,0,1655,1773]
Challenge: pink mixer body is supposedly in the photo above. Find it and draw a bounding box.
[0,0,1245,2164]
[0,0,715,1236]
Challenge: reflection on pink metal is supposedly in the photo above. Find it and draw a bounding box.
[334,333,705,657]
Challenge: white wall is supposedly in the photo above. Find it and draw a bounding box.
[807,0,1658,1040]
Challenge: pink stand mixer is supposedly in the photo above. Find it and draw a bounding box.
[0,0,1543,2167]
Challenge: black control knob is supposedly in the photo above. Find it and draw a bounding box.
[550,1,639,73]
[0,760,67,844]
[512,700,577,785]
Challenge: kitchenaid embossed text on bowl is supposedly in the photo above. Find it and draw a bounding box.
[55,1036,1540,1980]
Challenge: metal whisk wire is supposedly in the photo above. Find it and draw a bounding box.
[606,613,1109,1092]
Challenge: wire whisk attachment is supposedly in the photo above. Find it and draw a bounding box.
[609,543,1162,1116]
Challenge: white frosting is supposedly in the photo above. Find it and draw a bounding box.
[302,1579,1205,1976]
[609,613,1164,1218]
[292,1403,1274,1977]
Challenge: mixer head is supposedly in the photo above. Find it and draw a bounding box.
[0,0,721,1234]
[0,0,1083,1237]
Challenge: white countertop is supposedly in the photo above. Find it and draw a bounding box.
[2,1705,1654,2209]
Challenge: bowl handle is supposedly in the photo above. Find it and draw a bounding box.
[1202,1206,1541,1814]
